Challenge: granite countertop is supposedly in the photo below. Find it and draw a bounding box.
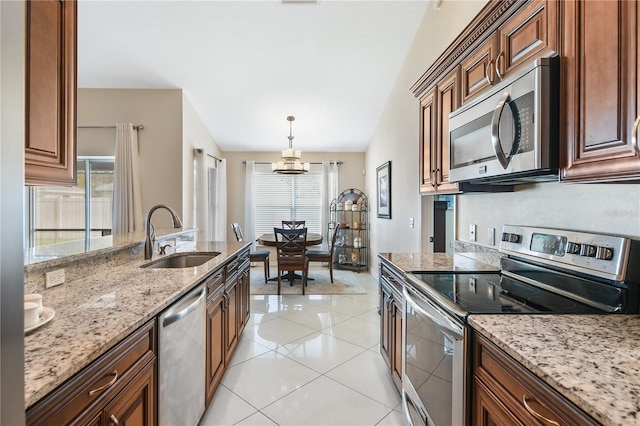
[469,315,640,426]
[378,252,499,273]
[24,240,250,409]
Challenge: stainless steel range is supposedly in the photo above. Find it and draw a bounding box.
[402,225,640,426]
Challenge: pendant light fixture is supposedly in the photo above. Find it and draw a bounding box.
[272,116,310,174]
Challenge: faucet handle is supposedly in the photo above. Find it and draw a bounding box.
[159,244,172,255]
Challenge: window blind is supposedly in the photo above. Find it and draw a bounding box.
[253,165,323,239]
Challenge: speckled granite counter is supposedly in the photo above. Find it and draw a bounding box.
[378,252,499,273]
[24,240,249,409]
[469,315,640,426]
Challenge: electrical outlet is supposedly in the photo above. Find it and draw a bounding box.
[46,269,65,288]
[409,217,414,228]
[488,227,495,245]
[469,224,477,242]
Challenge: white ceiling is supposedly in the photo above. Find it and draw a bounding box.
[78,1,429,152]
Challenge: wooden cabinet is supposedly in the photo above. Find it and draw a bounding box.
[472,332,598,426]
[460,0,558,104]
[561,0,640,182]
[26,320,156,426]
[205,249,251,406]
[205,270,226,406]
[25,0,77,186]
[419,69,461,194]
[379,261,404,392]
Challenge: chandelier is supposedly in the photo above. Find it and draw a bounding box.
[272,116,310,174]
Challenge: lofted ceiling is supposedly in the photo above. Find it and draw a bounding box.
[78,0,429,152]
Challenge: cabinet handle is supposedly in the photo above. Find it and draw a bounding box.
[110,414,121,426]
[88,370,118,396]
[484,59,494,85]
[495,52,504,81]
[522,395,560,426]
[632,116,640,156]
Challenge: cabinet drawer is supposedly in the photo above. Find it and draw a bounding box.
[27,320,156,426]
[473,333,598,426]
[205,268,225,296]
[380,263,405,296]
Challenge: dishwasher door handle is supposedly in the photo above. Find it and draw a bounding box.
[162,287,206,328]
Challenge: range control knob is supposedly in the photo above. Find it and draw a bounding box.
[580,244,597,257]
[566,242,581,254]
[501,232,521,243]
[596,246,614,260]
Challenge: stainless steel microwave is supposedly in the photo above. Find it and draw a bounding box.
[448,56,559,184]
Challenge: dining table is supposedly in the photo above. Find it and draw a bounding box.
[258,232,324,282]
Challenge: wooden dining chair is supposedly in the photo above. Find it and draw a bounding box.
[306,224,341,283]
[273,227,308,295]
[281,220,306,229]
[231,223,270,283]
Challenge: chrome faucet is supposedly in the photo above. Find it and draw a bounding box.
[144,204,183,259]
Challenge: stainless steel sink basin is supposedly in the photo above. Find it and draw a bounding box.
[141,252,220,269]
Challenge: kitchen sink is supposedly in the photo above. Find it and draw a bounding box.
[141,252,220,269]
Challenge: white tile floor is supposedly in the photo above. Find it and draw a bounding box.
[199,270,409,426]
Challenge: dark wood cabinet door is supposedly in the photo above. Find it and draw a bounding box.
[461,35,500,104]
[103,361,155,426]
[391,299,403,392]
[25,0,77,186]
[498,0,558,79]
[206,290,226,406]
[435,70,461,193]
[561,0,640,182]
[239,264,250,332]
[419,91,437,193]
[379,281,392,367]
[224,275,239,364]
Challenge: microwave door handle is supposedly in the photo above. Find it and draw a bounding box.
[491,92,511,169]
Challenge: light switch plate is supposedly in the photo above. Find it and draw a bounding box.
[469,224,477,242]
[409,218,414,228]
[488,227,495,245]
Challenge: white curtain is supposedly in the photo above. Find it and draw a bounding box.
[112,123,143,234]
[194,150,227,242]
[320,161,340,248]
[244,161,256,248]
[213,159,227,241]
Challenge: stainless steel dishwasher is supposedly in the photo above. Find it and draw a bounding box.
[159,283,206,426]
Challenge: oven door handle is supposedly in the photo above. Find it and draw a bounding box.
[404,286,464,339]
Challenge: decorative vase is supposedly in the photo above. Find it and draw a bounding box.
[351,203,358,211]
[344,199,353,211]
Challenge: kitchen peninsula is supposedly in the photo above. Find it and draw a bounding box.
[24,229,250,425]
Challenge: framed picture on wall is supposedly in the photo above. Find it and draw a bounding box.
[376,161,391,219]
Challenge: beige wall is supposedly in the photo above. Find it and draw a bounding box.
[78,89,184,228]
[222,151,365,234]
[365,0,487,273]
[78,89,223,230]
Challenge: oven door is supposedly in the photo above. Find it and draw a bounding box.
[402,283,466,426]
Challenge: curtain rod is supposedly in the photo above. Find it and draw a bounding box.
[243,161,343,165]
[78,124,144,130]
[194,148,222,162]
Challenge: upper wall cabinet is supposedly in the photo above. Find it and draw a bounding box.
[25,0,77,186]
[412,0,558,194]
[460,0,559,105]
[561,0,640,182]
[419,69,461,194]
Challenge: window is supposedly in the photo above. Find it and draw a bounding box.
[26,157,115,248]
[253,165,324,239]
